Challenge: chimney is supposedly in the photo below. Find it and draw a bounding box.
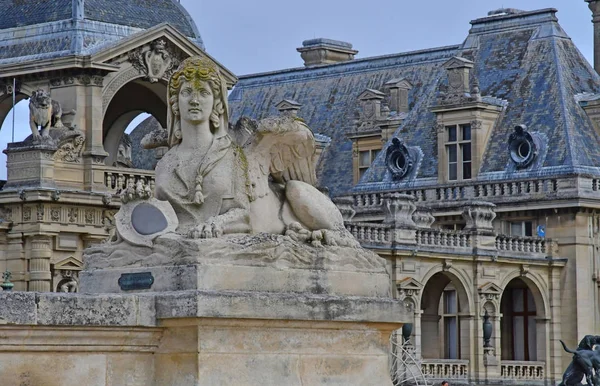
[587,1,600,74]
[384,78,413,114]
[297,38,358,67]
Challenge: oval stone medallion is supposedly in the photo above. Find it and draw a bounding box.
[131,202,168,235]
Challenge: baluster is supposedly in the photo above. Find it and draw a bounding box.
[358,227,365,241]
[365,227,372,241]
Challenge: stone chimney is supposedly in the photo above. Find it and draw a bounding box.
[587,1,600,74]
[297,38,358,67]
[384,78,413,114]
[276,99,302,117]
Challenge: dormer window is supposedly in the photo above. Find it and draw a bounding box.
[358,148,380,180]
[446,124,472,181]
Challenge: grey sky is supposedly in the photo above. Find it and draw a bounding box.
[186,0,595,74]
[0,1,595,179]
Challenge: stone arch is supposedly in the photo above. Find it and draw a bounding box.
[500,270,549,319]
[102,73,168,165]
[499,271,549,362]
[419,265,474,361]
[0,87,32,130]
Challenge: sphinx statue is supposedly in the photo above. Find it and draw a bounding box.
[85,56,381,274]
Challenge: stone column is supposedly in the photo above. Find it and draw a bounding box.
[382,193,417,245]
[28,235,53,292]
[587,0,600,74]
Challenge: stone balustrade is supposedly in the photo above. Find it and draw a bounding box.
[349,176,585,213]
[421,359,469,381]
[103,167,156,195]
[346,223,392,245]
[500,361,545,381]
[416,229,471,249]
[496,235,546,254]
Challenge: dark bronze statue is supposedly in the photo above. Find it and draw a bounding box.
[560,335,600,386]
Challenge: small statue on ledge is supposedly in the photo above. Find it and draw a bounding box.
[29,89,65,141]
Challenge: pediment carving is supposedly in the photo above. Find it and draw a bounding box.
[128,38,184,83]
[478,282,502,302]
[54,256,83,271]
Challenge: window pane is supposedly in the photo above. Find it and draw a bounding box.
[359,168,367,180]
[444,290,457,314]
[445,317,458,359]
[510,222,523,237]
[448,144,457,162]
[462,143,471,161]
[463,161,472,180]
[525,221,533,237]
[372,149,380,162]
[449,163,457,180]
[513,288,524,312]
[447,126,457,142]
[513,316,525,361]
[462,124,471,141]
[359,151,370,167]
[528,315,537,360]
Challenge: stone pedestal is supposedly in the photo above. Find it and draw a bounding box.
[0,233,406,385]
[3,141,57,189]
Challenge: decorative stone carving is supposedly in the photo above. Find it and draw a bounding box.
[462,201,496,233]
[412,208,435,229]
[36,204,44,221]
[508,124,538,169]
[50,207,60,222]
[129,39,181,83]
[29,89,64,141]
[67,208,78,223]
[84,209,95,224]
[114,134,133,168]
[53,133,85,162]
[0,207,13,221]
[51,190,61,201]
[23,207,31,221]
[57,270,79,293]
[382,193,417,228]
[386,138,414,181]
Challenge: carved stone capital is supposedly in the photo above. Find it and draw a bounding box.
[382,193,416,229]
[412,208,435,229]
[461,201,496,233]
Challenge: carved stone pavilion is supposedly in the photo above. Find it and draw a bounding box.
[2,1,600,385]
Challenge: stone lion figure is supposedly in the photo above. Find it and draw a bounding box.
[29,89,64,141]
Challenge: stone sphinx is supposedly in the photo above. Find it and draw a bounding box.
[84,56,385,295]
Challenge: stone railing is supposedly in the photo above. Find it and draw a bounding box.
[350,176,573,213]
[346,223,392,245]
[500,361,545,381]
[496,235,546,254]
[421,359,469,381]
[103,167,156,195]
[416,229,471,249]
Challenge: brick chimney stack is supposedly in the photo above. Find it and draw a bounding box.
[587,0,600,74]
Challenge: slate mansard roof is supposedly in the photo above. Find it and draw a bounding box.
[229,8,600,196]
[0,0,204,65]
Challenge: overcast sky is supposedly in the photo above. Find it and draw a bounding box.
[0,0,595,179]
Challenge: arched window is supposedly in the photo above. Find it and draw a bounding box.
[501,278,537,360]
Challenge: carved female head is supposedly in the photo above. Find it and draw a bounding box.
[166,56,228,147]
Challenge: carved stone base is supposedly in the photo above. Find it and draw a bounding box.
[81,233,392,297]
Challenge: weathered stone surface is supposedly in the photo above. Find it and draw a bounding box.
[36,293,156,326]
[82,233,390,297]
[0,292,37,325]
[155,290,405,323]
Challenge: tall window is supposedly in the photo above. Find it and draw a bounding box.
[501,281,537,361]
[358,149,380,180]
[442,289,461,359]
[446,124,472,181]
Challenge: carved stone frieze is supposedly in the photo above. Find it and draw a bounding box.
[0,207,13,221]
[50,207,61,222]
[470,120,483,130]
[68,208,78,223]
[36,204,44,221]
[128,39,183,83]
[23,207,31,221]
[85,209,95,224]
